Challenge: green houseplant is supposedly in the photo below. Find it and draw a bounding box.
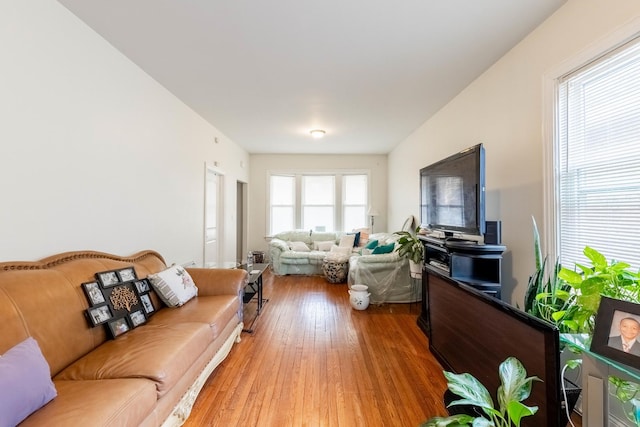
[421,357,540,427]
[394,226,425,277]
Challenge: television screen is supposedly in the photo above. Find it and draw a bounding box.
[420,144,485,236]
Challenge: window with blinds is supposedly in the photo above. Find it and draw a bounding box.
[556,36,640,270]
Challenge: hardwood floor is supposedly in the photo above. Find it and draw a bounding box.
[185,270,583,426]
[184,271,448,426]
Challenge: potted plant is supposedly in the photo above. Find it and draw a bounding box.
[421,357,540,427]
[394,226,425,278]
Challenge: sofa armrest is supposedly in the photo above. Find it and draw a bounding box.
[186,268,248,296]
[269,238,289,252]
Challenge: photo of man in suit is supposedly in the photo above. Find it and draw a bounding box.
[608,315,640,356]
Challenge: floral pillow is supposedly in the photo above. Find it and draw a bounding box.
[148,265,198,307]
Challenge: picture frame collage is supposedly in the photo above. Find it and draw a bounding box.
[82,266,156,339]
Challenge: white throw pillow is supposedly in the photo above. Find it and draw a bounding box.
[148,265,198,307]
[339,234,356,248]
[330,245,352,256]
[289,241,310,252]
[314,240,335,251]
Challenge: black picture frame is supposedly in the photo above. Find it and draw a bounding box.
[108,317,131,338]
[87,304,113,326]
[134,278,150,294]
[97,270,120,288]
[116,267,137,282]
[140,293,155,315]
[591,296,640,369]
[82,281,106,306]
[129,309,147,328]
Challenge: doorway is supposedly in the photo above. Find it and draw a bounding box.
[204,163,223,268]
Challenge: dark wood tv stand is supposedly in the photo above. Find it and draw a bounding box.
[417,235,506,337]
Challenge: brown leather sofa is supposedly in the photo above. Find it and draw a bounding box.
[0,250,247,427]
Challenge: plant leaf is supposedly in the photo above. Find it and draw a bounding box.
[421,414,475,427]
[444,371,494,411]
[558,268,582,285]
[584,246,607,269]
[506,401,538,427]
[497,357,540,406]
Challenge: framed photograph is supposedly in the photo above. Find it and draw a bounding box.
[108,317,131,338]
[134,279,150,294]
[129,309,147,327]
[591,296,640,369]
[97,270,120,288]
[87,304,113,326]
[140,293,155,315]
[116,267,137,282]
[82,281,106,306]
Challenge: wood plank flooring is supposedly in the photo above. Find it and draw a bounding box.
[184,271,448,426]
[184,270,582,426]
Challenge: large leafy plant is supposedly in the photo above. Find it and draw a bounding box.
[422,357,540,427]
[524,217,640,334]
[394,226,424,264]
[523,217,571,330]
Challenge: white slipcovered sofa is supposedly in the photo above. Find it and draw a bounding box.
[269,230,348,275]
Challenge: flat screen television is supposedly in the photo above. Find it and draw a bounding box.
[427,272,565,426]
[420,144,485,238]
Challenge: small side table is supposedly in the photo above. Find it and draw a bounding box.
[322,254,350,283]
[240,263,269,333]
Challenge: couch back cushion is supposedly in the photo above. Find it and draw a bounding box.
[0,250,167,376]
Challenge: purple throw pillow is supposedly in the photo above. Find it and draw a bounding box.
[0,337,57,427]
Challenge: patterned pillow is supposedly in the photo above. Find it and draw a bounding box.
[148,265,198,307]
[0,337,57,427]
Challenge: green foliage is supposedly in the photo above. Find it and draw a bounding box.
[609,376,640,426]
[394,226,424,264]
[421,357,540,427]
[524,217,640,334]
[554,246,640,334]
[523,217,573,331]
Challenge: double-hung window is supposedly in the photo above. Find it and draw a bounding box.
[268,172,369,235]
[552,36,640,269]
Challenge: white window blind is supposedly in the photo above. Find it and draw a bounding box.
[556,36,640,270]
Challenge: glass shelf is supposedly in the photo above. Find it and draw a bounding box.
[561,333,640,381]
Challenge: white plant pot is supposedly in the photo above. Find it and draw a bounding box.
[409,260,423,278]
[349,284,371,310]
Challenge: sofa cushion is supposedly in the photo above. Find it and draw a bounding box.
[148,265,198,307]
[330,245,352,256]
[55,322,211,397]
[147,295,239,339]
[20,379,156,427]
[288,241,310,252]
[313,240,335,251]
[0,337,57,427]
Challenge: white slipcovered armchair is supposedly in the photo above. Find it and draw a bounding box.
[348,233,421,303]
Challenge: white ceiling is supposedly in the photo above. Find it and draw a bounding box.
[58,0,565,154]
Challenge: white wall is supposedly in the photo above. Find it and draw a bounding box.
[0,1,249,265]
[388,0,640,305]
[248,154,388,255]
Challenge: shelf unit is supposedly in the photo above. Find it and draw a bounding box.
[417,235,506,337]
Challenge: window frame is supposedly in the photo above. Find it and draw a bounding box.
[267,169,370,235]
[543,23,640,265]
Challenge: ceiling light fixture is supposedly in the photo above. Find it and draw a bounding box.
[310,129,326,139]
